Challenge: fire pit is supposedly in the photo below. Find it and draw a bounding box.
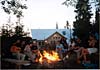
[34,50,82,69]
[39,50,61,63]
[37,50,61,68]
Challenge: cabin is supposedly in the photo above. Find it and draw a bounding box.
[31,29,72,48]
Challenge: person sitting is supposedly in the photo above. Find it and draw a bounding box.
[68,38,84,63]
[56,41,64,59]
[80,35,98,63]
[68,39,76,50]
[31,41,38,53]
[10,40,25,60]
[24,42,36,62]
[31,41,40,62]
[60,37,68,52]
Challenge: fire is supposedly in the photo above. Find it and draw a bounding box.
[39,50,60,64]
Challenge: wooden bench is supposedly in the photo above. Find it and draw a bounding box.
[2,58,31,69]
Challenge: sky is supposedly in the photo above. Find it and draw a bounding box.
[23,0,76,29]
[0,0,96,32]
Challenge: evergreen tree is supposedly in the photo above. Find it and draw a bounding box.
[73,0,93,41]
[93,8,99,34]
[0,0,28,58]
[0,0,28,37]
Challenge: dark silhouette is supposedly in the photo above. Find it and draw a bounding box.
[73,0,93,42]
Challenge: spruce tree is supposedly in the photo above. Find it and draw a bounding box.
[73,0,93,41]
[94,8,99,34]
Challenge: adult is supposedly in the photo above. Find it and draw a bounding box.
[60,37,69,58]
[80,35,98,62]
[10,40,25,60]
[31,41,40,62]
[56,41,64,59]
[60,38,68,48]
[68,38,84,63]
[31,41,38,53]
[68,38,76,50]
[24,42,36,62]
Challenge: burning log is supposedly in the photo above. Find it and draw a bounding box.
[35,50,78,68]
[38,50,61,64]
[35,50,61,68]
[34,50,84,69]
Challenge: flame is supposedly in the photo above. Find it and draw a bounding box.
[39,50,60,64]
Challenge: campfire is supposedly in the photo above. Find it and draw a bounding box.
[34,50,70,68]
[38,50,61,64]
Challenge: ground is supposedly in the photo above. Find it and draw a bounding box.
[1,52,99,69]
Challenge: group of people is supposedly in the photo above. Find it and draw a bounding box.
[9,34,98,64]
[55,34,98,63]
[10,38,39,62]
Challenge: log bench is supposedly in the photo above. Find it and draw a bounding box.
[2,58,31,69]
